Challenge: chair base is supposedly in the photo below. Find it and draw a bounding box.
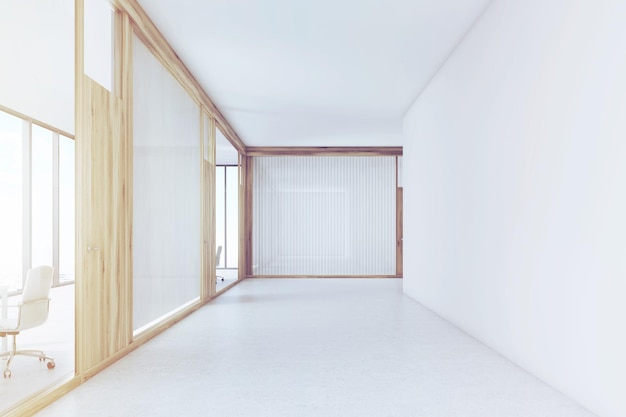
[0,334,55,378]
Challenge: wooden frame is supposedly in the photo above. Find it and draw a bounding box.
[0,104,75,139]
[112,0,245,154]
[246,146,403,157]
[252,275,401,279]
[244,151,403,279]
[240,155,253,278]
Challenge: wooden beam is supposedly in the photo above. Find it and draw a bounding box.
[0,104,74,139]
[246,147,403,157]
[249,275,402,279]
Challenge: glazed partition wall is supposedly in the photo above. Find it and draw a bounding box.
[252,156,396,276]
[132,33,202,332]
[216,165,240,269]
[0,109,75,291]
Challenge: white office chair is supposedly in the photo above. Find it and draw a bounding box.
[0,265,56,378]
[216,246,225,282]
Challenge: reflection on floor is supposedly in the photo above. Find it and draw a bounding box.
[215,268,238,292]
[1,284,74,414]
[37,279,595,417]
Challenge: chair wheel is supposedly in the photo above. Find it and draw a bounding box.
[4,369,11,378]
[47,361,56,369]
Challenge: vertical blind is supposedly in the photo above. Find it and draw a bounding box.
[132,34,201,331]
[252,156,396,276]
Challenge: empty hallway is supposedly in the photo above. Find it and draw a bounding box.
[37,279,595,417]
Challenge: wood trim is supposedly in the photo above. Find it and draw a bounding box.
[200,112,210,300]
[74,0,86,377]
[216,119,246,155]
[208,115,217,298]
[113,0,247,153]
[4,375,81,417]
[0,104,75,139]
[238,155,245,280]
[120,9,135,354]
[246,147,403,157]
[396,187,403,276]
[249,275,402,279]
[242,156,253,277]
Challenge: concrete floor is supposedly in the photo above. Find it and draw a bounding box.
[36,278,596,417]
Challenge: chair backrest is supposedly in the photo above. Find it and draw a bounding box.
[216,245,223,266]
[18,265,53,331]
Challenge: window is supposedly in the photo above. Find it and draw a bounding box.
[0,109,75,291]
[216,165,239,269]
[0,111,23,290]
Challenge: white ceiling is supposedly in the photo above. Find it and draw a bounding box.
[138,0,491,148]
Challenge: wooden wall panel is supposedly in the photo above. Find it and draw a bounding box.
[75,0,133,376]
[77,77,132,374]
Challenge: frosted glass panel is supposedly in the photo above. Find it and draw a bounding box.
[252,156,396,275]
[133,34,201,331]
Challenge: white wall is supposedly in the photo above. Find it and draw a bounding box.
[402,1,626,417]
[0,0,74,134]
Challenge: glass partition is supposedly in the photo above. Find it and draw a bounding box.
[225,166,239,268]
[31,125,53,269]
[252,156,396,275]
[59,135,75,284]
[215,124,240,290]
[0,108,75,414]
[0,111,23,291]
[132,33,201,332]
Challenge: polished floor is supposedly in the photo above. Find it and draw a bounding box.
[36,278,595,417]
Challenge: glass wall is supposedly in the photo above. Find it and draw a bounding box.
[252,156,396,275]
[0,111,75,290]
[226,166,239,268]
[133,34,201,332]
[59,135,75,283]
[215,165,239,269]
[0,108,75,414]
[0,111,23,290]
[31,125,54,269]
[216,167,226,268]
